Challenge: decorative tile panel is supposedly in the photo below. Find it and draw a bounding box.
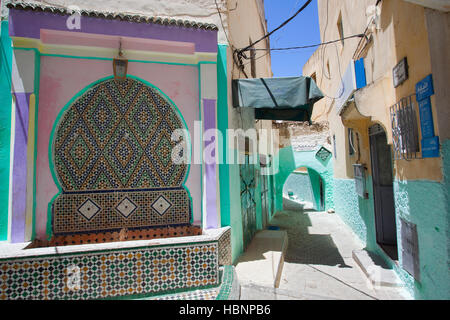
[151,195,172,216]
[51,78,192,235]
[115,197,137,218]
[218,228,232,266]
[77,198,101,221]
[53,78,187,191]
[0,242,219,300]
[53,188,191,235]
[315,146,332,163]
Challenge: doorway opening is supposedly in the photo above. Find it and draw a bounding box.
[369,124,398,261]
[283,167,325,212]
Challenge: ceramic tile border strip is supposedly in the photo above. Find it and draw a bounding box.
[215,266,240,300]
[146,287,219,300]
[217,227,232,266]
[0,241,219,300]
[138,265,239,300]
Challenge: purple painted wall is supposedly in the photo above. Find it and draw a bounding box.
[203,99,218,229]
[9,9,217,53]
[11,92,30,243]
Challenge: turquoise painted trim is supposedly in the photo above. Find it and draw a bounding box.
[0,21,13,241]
[46,74,193,239]
[217,44,230,227]
[13,47,217,67]
[197,64,203,226]
[31,47,40,241]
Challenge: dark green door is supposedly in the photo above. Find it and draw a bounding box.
[240,155,256,249]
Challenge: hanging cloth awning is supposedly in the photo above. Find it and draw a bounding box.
[232,76,324,122]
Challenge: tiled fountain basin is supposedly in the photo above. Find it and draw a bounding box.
[0,227,232,300]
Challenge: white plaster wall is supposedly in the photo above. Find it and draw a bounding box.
[11,50,35,93]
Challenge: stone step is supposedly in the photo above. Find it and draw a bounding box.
[352,249,403,287]
[235,230,288,288]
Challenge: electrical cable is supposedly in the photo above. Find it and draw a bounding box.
[252,34,365,51]
[236,0,313,55]
[214,0,248,78]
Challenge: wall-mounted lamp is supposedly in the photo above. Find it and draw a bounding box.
[113,38,128,80]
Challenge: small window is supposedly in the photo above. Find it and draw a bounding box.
[333,134,337,159]
[348,128,355,156]
[390,95,420,160]
[337,13,344,46]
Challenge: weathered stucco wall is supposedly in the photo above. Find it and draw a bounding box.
[273,146,334,213]
[303,0,450,300]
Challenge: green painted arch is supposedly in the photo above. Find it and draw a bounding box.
[273,146,334,212]
[46,74,194,238]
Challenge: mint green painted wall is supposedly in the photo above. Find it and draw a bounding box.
[308,168,322,211]
[217,44,231,228]
[273,146,334,213]
[393,178,449,299]
[215,45,244,264]
[0,21,13,240]
[228,153,244,264]
[283,172,314,205]
[333,178,374,245]
[334,161,450,299]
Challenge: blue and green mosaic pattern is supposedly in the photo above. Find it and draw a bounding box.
[0,242,218,300]
[51,78,191,235]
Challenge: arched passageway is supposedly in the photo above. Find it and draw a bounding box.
[283,166,326,211]
[272,146,334,214]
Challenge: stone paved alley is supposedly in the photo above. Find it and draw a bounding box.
[238,206,412,300]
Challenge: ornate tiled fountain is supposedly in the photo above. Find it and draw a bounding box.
[0,77,238,300]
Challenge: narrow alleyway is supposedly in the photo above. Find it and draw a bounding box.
[239,199,412,300]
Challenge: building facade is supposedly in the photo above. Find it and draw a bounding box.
[0,0,272,299]
[303,0,449,299]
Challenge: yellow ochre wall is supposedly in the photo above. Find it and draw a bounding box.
[303,0,443,182]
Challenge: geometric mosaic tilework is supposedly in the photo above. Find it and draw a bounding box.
[0,242,218,300]
[147,287,220,300]
[47,226,202,247]
[51,77,191,236]
[151,195,172,216]
[52,188,191,236]
[53,78,187,191]
[77,198,101,221]
[215,266,240,300]
[315,146,332,163]
[217,227,232,266]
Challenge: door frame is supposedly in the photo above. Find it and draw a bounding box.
[369,124,398,260]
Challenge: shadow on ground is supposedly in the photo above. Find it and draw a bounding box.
[269,209,352,268]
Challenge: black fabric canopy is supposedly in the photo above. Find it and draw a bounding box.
[232,76,324,122]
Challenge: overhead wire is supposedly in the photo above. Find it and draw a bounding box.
[251,34,365,51]
[237,0,313,55]
[214,0,248,78]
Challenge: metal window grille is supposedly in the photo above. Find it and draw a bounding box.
[390,95,420,160]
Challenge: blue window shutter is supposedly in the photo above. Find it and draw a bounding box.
[354,58,367,89]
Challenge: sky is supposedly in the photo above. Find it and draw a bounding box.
[264,0,321,78]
